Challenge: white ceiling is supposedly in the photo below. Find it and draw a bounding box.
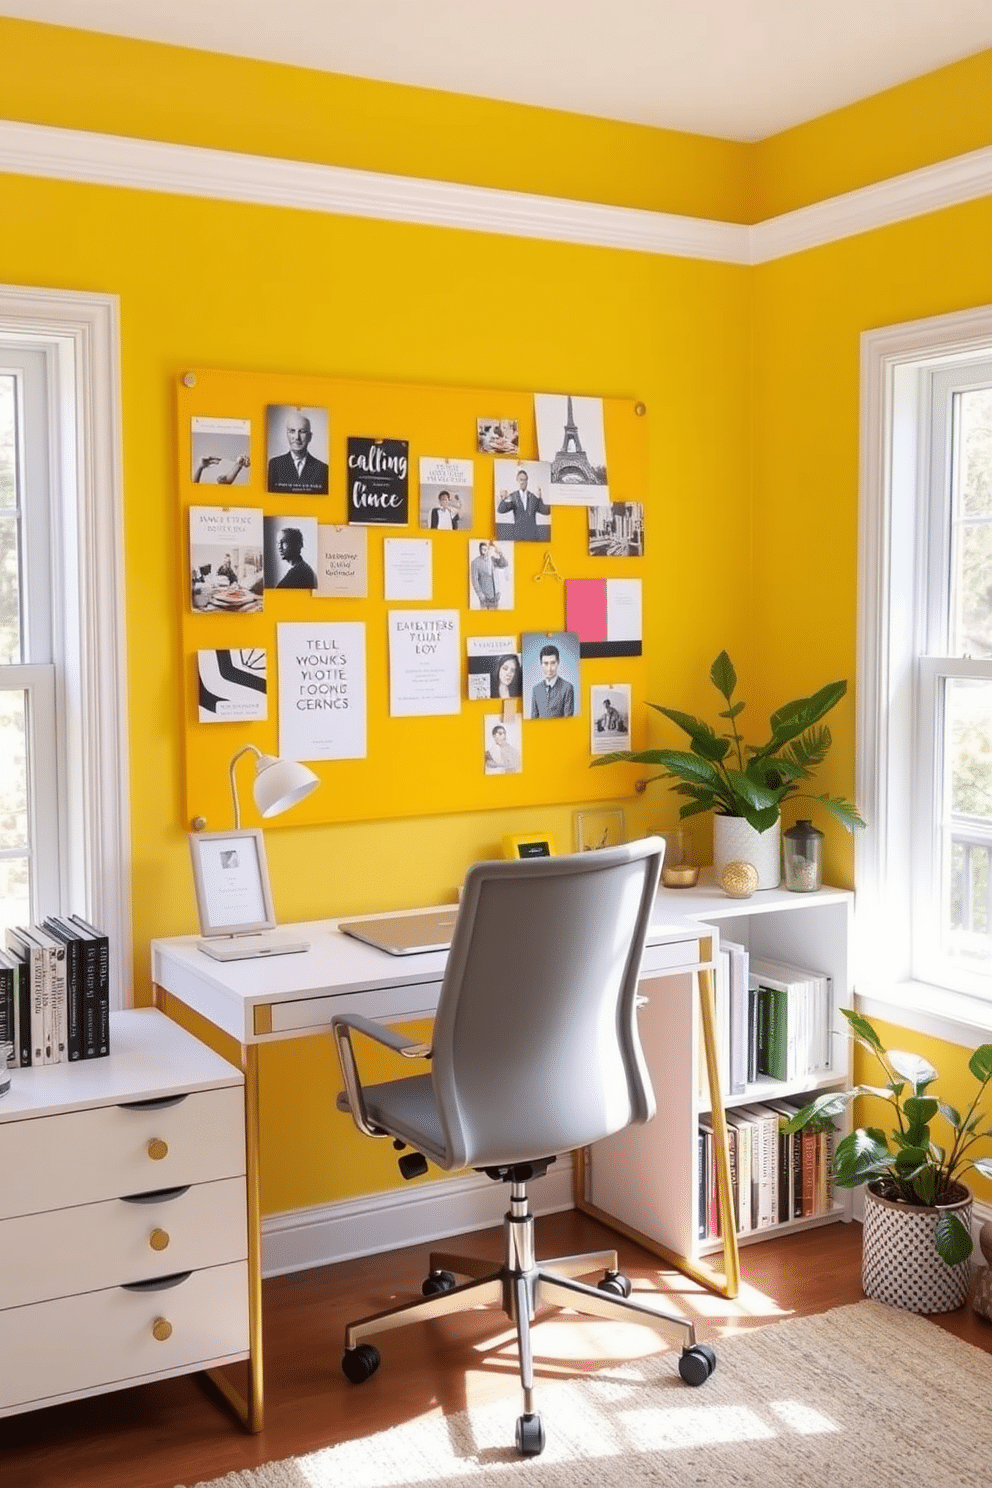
[4,0,992,141]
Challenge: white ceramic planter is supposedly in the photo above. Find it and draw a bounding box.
[862,1182,973,1314]
[712,814,781,890]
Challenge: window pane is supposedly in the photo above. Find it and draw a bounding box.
[0,857,30,934]
[943,676,992,969]
[0,687,28,849]
[0,372,22,666]
[950,387,992,658]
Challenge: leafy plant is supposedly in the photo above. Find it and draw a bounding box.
[786,1009,992,1264]
[593,649,864,833]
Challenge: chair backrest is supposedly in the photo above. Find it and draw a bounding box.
[429,837,665,1170]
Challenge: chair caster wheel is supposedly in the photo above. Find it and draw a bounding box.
[422,1269,457,1296]
[515,1411,545,1456]
[678,1342,716,1386]
[598,1270,632,1298]
[342,1343,381,1383]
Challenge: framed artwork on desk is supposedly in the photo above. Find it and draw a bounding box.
[188,828,276,937]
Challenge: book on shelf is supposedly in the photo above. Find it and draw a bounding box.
[724,940,749,1096]
[67,914,110,1058]
[5,927,48,1065]
[0,948,15,1067]
[749,956,833,1078]
[22,925,68,1065]
[697,1116,720,1238]
[742,1103,781,1230]
[724,1108,754,1233]
[42,917,84,1060]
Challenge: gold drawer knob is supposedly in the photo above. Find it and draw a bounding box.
[149,1228,170,1252]
[147,1138,169,1161]
[152,1317,173,1342]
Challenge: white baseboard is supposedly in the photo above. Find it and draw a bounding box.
[851,1190,992,1266]
[261,1163,575,1278]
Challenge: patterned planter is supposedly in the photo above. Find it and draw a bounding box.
[862,1181,973,1314]
[712,814,781,890]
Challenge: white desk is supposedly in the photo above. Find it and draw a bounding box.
[151,898,738,1432]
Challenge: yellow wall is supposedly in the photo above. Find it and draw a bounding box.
[1,19,989,1215]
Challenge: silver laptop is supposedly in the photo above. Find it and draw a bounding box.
[338,907,459,956]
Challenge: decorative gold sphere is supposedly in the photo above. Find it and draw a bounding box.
[721,860,759,898]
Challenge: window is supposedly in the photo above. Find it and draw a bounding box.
[859,307,992,1026]
[0,288,130,1007]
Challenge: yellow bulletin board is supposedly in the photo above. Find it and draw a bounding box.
[177,368,648,831]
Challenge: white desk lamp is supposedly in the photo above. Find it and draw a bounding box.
[229,745,319,829]
[189,746,320,961]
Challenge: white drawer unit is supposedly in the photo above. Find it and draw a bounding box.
[0,1008,249,1420]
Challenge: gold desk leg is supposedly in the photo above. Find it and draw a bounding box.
[574,942,741,1302]
[153,988,265,1432]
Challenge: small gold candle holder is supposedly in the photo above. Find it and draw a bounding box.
[658,827,699,888]
[661,863,700,888]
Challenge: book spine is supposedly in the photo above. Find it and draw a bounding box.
[94,935,110,1057]
[49,942,67,1064]
[777,1123,792,1224]
[0,961,12,1057]
[17,958,32,1066]
[801,1129,817,1217]
[697,1129,707,1241]
[81,939,98,1059]
[727,1122,738,1234]
[65,935,82,1060]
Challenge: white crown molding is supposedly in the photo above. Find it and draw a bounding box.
[2,121,991,265]
[750,144,992,263]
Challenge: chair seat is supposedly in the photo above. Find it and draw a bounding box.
[361,1075,449,1165]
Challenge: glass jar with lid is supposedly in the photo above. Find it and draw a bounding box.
[783,819,824,892]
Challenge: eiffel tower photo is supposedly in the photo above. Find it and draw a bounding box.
[551,395,601,485]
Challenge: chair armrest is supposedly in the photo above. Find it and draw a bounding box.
[331,1013,431,1138]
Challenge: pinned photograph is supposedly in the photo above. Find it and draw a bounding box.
[189,506,264,613]
[494,461,552,542]
[347,437,410,525]
[419,457,473,530]
[535,393,610,506]
[263,515,319,590]
[522,630,581,719]
[588,502,644,558]
[484,713,523,775]
[191,416,251,486]
[468,540,514,612]
[477,417,519,455]
[466,636,522,701]
[266,405,329,494]
[590,683,631,753]
[198,648,267,723]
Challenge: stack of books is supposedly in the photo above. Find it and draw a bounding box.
[0,916,110,1069]
[705,945,834,1099]
[697,1098,835,1240]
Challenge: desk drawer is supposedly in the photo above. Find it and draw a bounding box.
[639,939,704,976]
[0,1176,248,1308]
[269,980,443,1033]
[0,1261,249,1413]
[0,1086,245,1219]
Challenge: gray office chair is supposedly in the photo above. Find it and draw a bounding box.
[332,839,715,1457]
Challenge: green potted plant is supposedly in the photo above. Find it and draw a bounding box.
[786,1009,992,1313]
[594,650,863,888]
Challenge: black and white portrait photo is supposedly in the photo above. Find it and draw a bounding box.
[466,636,523,701]
[588,502,645,558]
[477,418,520,455]
[263,515,319,590]
[266,405,330,495]
[468,540,514,612]
[483,713,523,775]
[494,461,552,542]
[535,393,610,506]
[522,630,581,720]
[591,683,631,752]
[191,416,251,486]
[419,456,474,530]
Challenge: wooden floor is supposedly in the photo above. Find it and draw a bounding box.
[5,1212,992,1488]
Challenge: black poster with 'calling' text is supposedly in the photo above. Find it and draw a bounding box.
[346,437,410,526]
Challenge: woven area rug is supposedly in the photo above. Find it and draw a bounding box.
[179,1301,992,1488]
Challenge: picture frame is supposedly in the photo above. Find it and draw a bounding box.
[188,829,276,937]
[503,833,556,860]
[574,809,625,853]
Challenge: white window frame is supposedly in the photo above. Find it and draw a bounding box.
[858,303,992,1045]
[0,286,130,1008]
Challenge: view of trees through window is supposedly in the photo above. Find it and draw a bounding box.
[948,386,992,964]
[0,371,30,928]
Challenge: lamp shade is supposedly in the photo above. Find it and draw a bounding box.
[253,754,319,818]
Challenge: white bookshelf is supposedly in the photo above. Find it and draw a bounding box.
[584,876,853,1269]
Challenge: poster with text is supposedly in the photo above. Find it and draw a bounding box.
[198,647,267,722]
[277,623,367,761]
[388,610,460,717]
[419,456,474,530]
[316,525,368,598]
[189,506,264,613]
[347,437,410,525]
